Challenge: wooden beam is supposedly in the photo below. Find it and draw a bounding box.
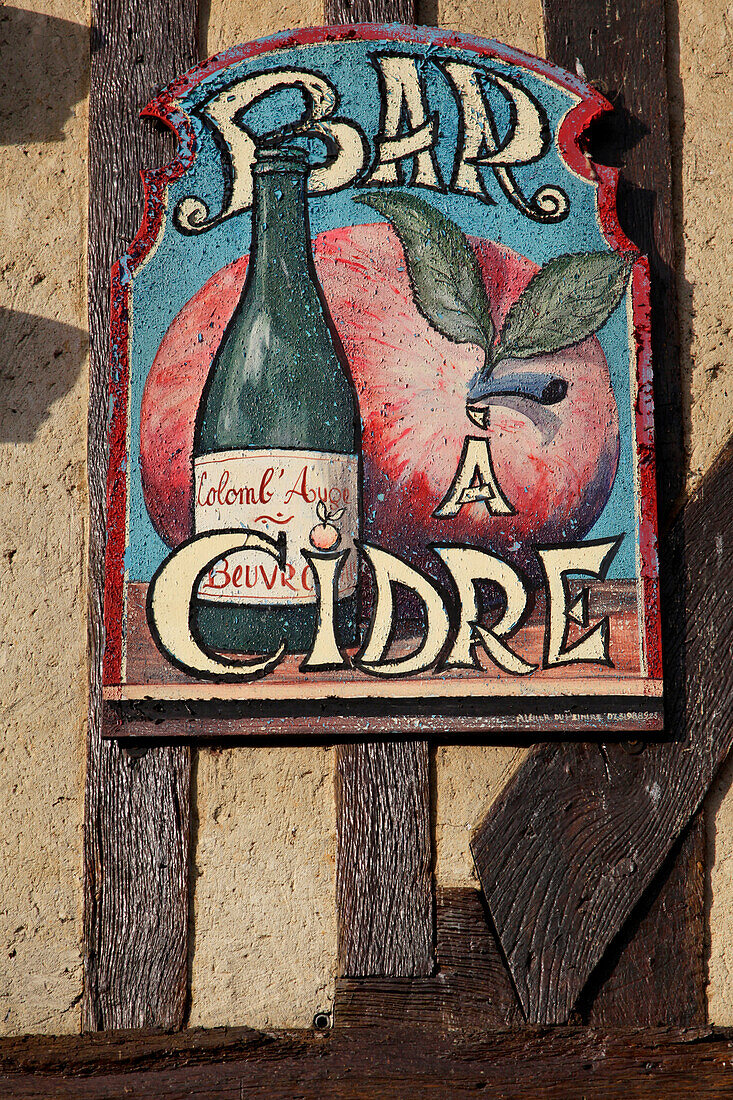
[84,0,198,1029]
[335,825,705,1030]
[323,0,434,980]
[335,887,522,1026]
[336,741,434,975]
[324,0,414,23]
[469,0,706,1026]
[2,1026,733,1098]
[472,440,733,1023]
[577,812,706,1026]
[543,0,682,518]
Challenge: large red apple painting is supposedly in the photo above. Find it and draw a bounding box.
[103,25,663,733]
[141,215,622,579]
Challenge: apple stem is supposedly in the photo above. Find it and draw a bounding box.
[481,341,502,377]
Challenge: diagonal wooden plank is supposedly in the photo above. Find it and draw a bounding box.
[335,820,705,1030]
[84,0,198,1029]
[472,439,733,1023]
[577,811,706,1026]
[324,0,435,979]
[469,0,703,1026]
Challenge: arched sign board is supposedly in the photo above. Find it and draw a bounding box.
[102,24,662,735]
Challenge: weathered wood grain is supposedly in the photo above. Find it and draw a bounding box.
[324,0,414,25]
[2,1026,733,1098]
[335,887,522,1027]
[543,0,682,517]
[473,441,733,1023]
[337,830,705,1031]
[84,0,197,1029]
[336,740,434,975]
[324,0,435,981]
[578,812,706,1026]
[466,0,698,1027]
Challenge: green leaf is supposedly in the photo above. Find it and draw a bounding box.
[353,190,495,352]
[494,251,634,364]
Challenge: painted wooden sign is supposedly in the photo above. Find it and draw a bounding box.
[102,24,662,733]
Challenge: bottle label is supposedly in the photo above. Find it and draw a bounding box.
[194,449,359,605]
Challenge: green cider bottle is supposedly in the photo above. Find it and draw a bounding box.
[192,144,361,655]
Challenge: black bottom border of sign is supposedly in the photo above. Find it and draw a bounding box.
[103,696,665,741]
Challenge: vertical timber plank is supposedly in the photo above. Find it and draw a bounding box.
[324,0,414,23]
[549,0,696,1019]
[542,0,681,518]
[470,0,711,1025]
[328,0,434,982]
[84,0,198,1029]
[336,742,433,976]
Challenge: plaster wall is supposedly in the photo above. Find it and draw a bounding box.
[0,0,731,1036]
[667,0,733,487]
[0,0,89,1034]
[669,0,733,1022]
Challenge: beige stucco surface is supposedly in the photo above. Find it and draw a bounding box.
[706,753,733,1021]
[0,0,89,1033]
[188,746,337,1029]
[438,0,544,56]
[201,0,321,57]
[667,0,733,487]
[670,0,733,1021]
[0,0,732,1036]
[433,746,528,886]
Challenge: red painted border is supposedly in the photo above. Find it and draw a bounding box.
[102,24,661,691]
[102,270,128,682]
[103,109,196,684]
[632,258,663,678]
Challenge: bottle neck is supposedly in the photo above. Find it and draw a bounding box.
[248,162,313,293]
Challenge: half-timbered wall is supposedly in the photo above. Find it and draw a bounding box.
[0,0,731,1034]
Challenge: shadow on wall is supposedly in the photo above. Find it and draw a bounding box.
[584,89,691,521]
[0,307,87,442]
[0,6,88,442]
[417,0,439,23]
[197,0,211,59]
[0,5,88,143]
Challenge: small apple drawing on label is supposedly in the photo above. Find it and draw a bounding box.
[139,202,632,579]
[309,502,344,551]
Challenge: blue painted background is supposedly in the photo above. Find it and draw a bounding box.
[124,33,637,581]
